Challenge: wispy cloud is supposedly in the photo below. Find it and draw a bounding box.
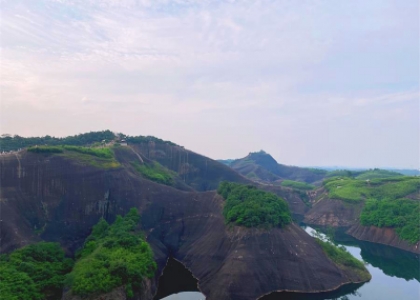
[0,0,418,168]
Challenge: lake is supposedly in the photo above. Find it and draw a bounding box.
[155,225,420,300]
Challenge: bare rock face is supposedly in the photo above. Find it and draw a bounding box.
[304,199,363,228]
[347,224,420,254]
[303,196,420,254]
[0,152,368,300]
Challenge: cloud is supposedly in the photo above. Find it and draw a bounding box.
[0,0,418,168]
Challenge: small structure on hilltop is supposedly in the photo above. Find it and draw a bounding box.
[119,139,128,146]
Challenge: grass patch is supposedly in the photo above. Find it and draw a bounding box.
[28,145,120,169]
[324,176,420,203]
[61,145,114,159]
[218,181,291,228]
[315,238,370,280]
[281,180,315,191]
[66,209,156,298]
[131,161,174,185]
[356,169,403,180]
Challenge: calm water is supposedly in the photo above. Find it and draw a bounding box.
[296,225,420,300]
[156,226,420,300]
[160,292,205,300]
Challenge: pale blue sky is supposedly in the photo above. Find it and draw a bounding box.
[1,0,418,168]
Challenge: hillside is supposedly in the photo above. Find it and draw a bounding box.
[226,150,328,184]
[304,176,420,253]
[0,136,370,300]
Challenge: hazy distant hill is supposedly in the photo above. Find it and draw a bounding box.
[221,150,327,184]
[310,165,419,176]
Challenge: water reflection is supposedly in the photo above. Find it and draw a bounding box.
[160,292,205,300]
[156,228,419,300]
[154,257,205,300]
[298,225,420,300]
[322,226,420,282]
[261,283,364,300]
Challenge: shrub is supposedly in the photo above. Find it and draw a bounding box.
[67,208,156,297]
[281,180,315,190]
[218,182,291,228]
[131,161,174,185]
[315,238,367,272]
[0,242,73,299]
[361,198,420,244]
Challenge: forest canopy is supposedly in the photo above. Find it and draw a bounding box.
[361,198,420,244]
[0,242,73,300]
[218,181,291,228]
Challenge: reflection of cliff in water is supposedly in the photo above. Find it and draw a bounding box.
[260,282,364,300]
[333,228,420,282]
[154,257,200,300]
[358,242,419,282]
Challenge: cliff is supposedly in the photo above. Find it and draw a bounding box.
[346,224,420,254]
[0,150,368,299]
[303,190,420,254]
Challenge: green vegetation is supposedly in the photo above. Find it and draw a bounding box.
[27,145,64,153]
[28,145,113,158]
[325,168,404,180]
[0,242,73,300]
[281,180,315,190]
[326,170,354,178]
[27,145,120,169]
[66,208,156,297]
[1,130,115,152]
[324,176,419,203]
[131,161,174,185]
[355,169,403,180]
[361,198,420,244]
[324,176,420,243]
[315,238,370,280]
[61,145,113,159]
[218,182,291,228]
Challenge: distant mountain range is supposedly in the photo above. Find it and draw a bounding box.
[218,150,417,185]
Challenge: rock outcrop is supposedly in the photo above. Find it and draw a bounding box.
[0,151,369,300]
[347,224,420,254]
[303,195,419,254]
[304,199,362,228]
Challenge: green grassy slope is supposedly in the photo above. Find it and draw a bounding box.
[323,176,420,243]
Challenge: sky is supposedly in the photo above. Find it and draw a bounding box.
[1,0,419,169]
